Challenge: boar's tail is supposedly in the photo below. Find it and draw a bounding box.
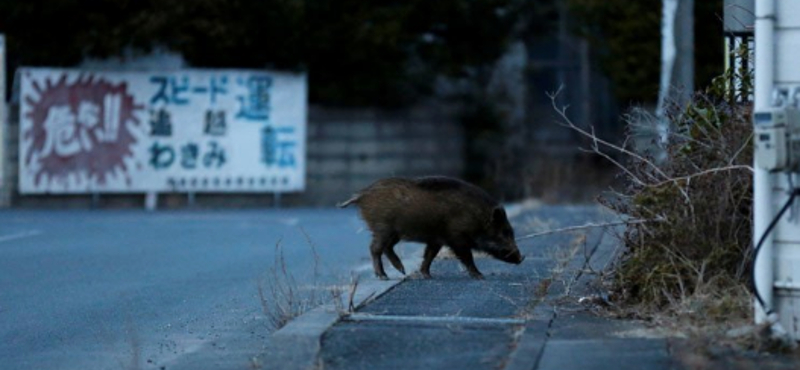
[336,195,360,208]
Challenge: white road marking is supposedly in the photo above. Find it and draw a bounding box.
[278,217,300,226]
[345,313,526,325]
[0,230,43,244]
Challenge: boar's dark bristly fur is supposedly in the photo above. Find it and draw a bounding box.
[338,176,524,280]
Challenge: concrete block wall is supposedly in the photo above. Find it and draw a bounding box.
[302,104,464,206]
[0,102,19,207]
[1,102,464,208]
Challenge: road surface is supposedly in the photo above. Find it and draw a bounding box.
[0,209,390,369]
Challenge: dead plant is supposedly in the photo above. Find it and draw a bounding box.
[257,236,325,330]
[548,62,755,324]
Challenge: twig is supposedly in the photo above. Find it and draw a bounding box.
[515,218,661,241]
[728,132,754,166]
[548,87,672,182]
[648,165,753,188]
[579,144,646,187]
[299,227,321,304]
[330,285,345,314]
[347,275,360,313]
[548,87,696,202]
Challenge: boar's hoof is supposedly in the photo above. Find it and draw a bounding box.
[376,273,389,280]
[420,271,432,279]
[469,271,485,280]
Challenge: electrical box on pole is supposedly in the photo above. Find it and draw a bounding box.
[754,107,800,171]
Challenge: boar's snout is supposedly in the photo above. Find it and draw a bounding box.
[505,249,525,264]
[481,233,525,265]
[489,244,524,264]
[513,251,525,264]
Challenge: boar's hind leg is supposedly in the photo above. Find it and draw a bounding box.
[451,246,484,279]
[383,236,405,275]
[420,243,442,279]
[369,237,389,280]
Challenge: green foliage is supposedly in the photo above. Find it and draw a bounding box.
[706,44,754,105]
[677,42,753,153]
[0,0,524,107]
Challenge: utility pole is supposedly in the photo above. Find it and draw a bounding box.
[655,0,694,159]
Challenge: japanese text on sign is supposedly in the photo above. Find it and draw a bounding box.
[18,68,307,194]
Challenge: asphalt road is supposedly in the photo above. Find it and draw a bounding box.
[0,208,383,370]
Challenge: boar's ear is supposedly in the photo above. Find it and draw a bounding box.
[491,207,507,226]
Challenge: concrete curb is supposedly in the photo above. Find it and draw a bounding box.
[258,278,406,370]
[503,321,551,370]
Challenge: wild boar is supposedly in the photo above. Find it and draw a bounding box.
[337,176,524,279]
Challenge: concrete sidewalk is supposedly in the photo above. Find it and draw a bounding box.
[259,205,675,370]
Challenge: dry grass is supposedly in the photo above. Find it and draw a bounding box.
[522,231,590,313]
[542,56,800,359]
[257,239,310,329]
[671,338,800,370]
[549,74,754,315]
[601,92,754,317]
[257,230,327,330]
[257,230,363,330]
[329,274,361,315]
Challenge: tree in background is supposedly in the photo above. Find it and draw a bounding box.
[568,0,723,106]
[0,0,525,108]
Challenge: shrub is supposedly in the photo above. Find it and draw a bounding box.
[549,52,755,317]
[601,67,754,314]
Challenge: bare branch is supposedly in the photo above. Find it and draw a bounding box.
[648,165,753,188]
[728,132,754,166]
[547,88,672,181]
[548,87,694,202]
[580,147,647,186]
[516,218,663,241]
[347,274,360,313]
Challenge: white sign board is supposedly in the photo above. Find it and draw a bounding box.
[18,68,306,194]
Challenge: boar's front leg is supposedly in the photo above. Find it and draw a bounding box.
[450,244,484,279]
[420,243,442,279]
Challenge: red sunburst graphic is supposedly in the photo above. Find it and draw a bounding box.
[23,73,144,189]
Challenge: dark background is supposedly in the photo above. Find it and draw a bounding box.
[0,0,725,202]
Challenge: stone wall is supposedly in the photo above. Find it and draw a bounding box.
[303,104,463,206]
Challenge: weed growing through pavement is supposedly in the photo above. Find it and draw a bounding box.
[257,229,363,330]
[257,232,327,330]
